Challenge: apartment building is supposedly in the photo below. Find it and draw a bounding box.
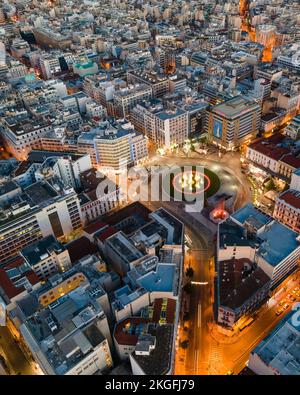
[18,291,113,375]
[127,70,170,98]
[0,179,82,262]
[79,169,120,224]
[20,235,72,280]
[113,84,152,118]
[33,27,72,50]
[218,204,300,290]
[248,310,300,375]
[2,111,52,160]
[207,96,261,150]
[130,101,188,148]
[273,189,300,233]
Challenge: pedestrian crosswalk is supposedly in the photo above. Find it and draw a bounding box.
[208,342,223,373]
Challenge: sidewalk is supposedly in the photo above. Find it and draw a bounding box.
[208,322,243,345]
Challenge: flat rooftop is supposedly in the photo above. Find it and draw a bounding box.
[218,258,270,310]
[258,221,300,267]
[150,208,183,245]
[212,96,260,119]
[137,263,176,293]
[131,324,173,375]
[28,150,83,163]
[24,181,58,206]
[231,203,272,229]
[114,317,149,346]
[21,235,64,267]
[252,310,300,375]
[106,231,144,263]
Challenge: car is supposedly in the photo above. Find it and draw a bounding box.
[283,303,289,310]
[276,309,283,316]
[288,295,296,302]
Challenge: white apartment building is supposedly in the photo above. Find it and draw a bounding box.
[0,181,82,262]
[34,153,92,190]
[219,204,300,289]
[113,84,153,118]
[2,111,52,160]
[19,294,113,375]
[38,54,61,79]
[156,107,189,148]
[207,96,261,150]
[20,235,72,280]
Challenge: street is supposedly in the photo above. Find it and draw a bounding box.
[0,326,36,375]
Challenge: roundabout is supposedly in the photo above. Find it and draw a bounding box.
[162,166,221,203]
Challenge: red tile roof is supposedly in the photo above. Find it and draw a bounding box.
[0,256,40,300]
[83,219,108,235]
[66,237,99,263]
[96,226,118,242]
[279,154,300,169]
[249,140,289,161]
[279,190,300,209]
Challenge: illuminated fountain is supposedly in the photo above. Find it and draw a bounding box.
[172,170,211,197]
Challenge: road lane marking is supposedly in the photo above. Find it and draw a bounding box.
[198,303,202,328]
[191,281,208,285]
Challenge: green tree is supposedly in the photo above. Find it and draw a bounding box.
[185,267,194,278]
[265,178,276,191]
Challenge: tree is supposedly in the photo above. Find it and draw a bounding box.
[183,283,192,294]
[180,340,189,349]
[265,178,276,191]
[183,312,190,322]
[185,267,194,278]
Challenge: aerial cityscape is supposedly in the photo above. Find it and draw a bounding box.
[0,0,300,378]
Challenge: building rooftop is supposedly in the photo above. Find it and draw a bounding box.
[0,255,40,302]
[252,310,300,375]
[137,263,176,293]
[218,258,270,310]
[150,208,184,246]
[21,235,65,267]
[277,190,300,210]
[101,202,151,234]
[131,324,173,375]
[257,221,300,267]
[114,317,150,346]
[231,203,272,229]
[65,237,99,264]
[113,285,148,311]
[212,96,260,120]
[19,288,108,375]
[106,231,144,264]
[24,181,59,206]
[28,150,83,163]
